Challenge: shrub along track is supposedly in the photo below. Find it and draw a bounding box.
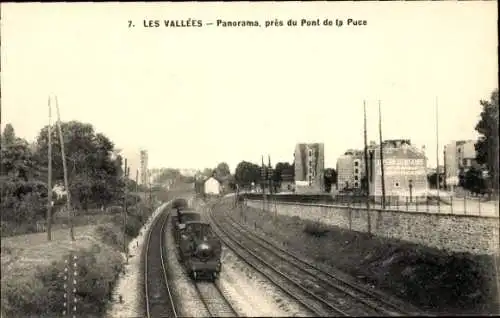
[207,199,427,317]
[144,207,178,318]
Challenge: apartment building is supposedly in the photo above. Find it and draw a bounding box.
[336,149,365,190]
[140,149,149,185]
[294,143,325,193]
[444,140,478,185]
[368,139,428,200]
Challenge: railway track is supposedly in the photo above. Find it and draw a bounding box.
[144,207,178,318]
[222,208,425,316]
[207,201,426,317]
[194,282,238,317]
[206,204,347,316]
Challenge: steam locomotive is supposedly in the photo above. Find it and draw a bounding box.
[171,199,222,280]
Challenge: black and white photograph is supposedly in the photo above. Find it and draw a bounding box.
[1,2,498,317]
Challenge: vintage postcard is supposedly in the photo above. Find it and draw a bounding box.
[1,2,498,317]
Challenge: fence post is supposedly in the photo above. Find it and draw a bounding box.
[464,192,467,215]
[396,197,399,210]
[406,197,409,211]
[450,194,454,214]
[478,197,481,216]
[416,196,419,212]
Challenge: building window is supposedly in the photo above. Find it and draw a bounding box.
[354,161,359,167]
[354,176,358,181]
[354,182,359,187]
[309,150,312,156]
[355,168,359,174]
[395,182,400,187]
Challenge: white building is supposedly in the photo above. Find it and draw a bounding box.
[336,149,366,190]
[52,183,67,200]
[204,177,221,195]
[444,140,478,185]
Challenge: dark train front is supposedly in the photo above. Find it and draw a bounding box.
[171,199,222,281]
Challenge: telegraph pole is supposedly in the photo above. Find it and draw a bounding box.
[149,170,153,209]
[378,100,386,209]
[55,97,74,241]
[363,101,371,210]
[135,168,139,208]
[47,97,53,241]
[261,155,266,211]
[123,158,128,259]
[435,97,440,209]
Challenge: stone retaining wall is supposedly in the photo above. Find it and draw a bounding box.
[246,200,499,255]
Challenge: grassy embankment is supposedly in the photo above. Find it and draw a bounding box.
[0,194,164,317]
[221,199,499,315]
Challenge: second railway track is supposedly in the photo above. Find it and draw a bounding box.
[207,200,426,317]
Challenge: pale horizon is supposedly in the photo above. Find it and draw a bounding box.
[1,2,497,174]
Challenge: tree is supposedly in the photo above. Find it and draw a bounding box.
[475,89,499,193]
[1,123,16,147]
[154,168,181,185]
[272,162,294,189]
[34,121,123,208]
[202,168,214,178]
[427,172,445,189]
[215,162,231,179]
[463,167,486,194]
[324,168,337,193]
[234,161,261,187]
[0,131,38,181]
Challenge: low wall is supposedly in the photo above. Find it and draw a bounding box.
[246,200,500,255]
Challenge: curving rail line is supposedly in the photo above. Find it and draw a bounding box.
[144,207,178,318]
[207,200,427,317]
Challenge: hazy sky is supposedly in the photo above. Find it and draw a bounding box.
[1,2,498,174]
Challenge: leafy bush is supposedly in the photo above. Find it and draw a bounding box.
[107,205,123,214]
[303,220,329,237]
[125,193,141,206]
[95,224,123,249]
[124,215,142,238]
[0,180,49,224]
[2,244,123,317]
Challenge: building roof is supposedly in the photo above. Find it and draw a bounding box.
[204,176,221,184]
[370,145,426,159]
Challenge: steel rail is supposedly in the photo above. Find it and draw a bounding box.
[205,204,349,316]
[144,207,178,318]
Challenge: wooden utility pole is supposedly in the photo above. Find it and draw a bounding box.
[363,101,371,224]
[378,100,386,209]
[261,155,266,212]
[123,158,128,256]
[149,169,153,209]
[435,97,440,209]
[135,168,139,204]
[55,97,74,241]
[47,97,53,241]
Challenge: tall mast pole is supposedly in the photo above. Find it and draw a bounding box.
[55,96,74,241]
[436,97,440,209]
[363,101,370,206]
[378,100,386,209]
[47,97,53,241]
